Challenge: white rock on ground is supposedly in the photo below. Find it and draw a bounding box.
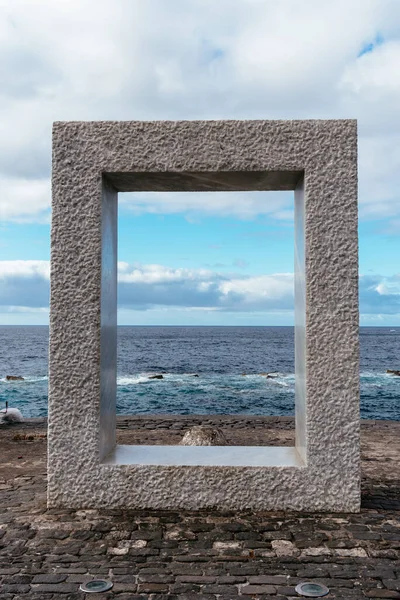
[0,407,24,425]
[180,425,227,446]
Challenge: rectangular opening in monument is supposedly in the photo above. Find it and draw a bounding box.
[100,172,305,468]
[109,190,298,462]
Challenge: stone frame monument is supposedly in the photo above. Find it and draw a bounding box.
[49,119,359,511]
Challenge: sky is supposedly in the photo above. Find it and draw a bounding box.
[1,0,400,326]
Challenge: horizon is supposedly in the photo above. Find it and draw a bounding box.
[0,324,398,328]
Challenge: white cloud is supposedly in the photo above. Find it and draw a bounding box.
[0,260,50,309]
[0,260,50,279]
[0,177,50,222]
[360,274,400,315]
[230,0,380,108]
[0,259,294,312]
[118,263,215,285]
[0,260,400,317]
[358,136,400,219]
[4,306,49,313]
[0,0,400,222]
[375,278,400,296]
[340,40,400,103]
[219,273,293,300]
[120,191,293,220]
[118,262,294,311]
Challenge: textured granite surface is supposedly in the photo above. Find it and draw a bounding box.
[49,120,359,511]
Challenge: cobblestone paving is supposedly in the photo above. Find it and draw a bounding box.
[0,417,399,600]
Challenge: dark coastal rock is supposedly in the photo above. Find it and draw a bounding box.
[242,372,277,378]
[180,426,227,446]
[387,369,400,376]
[5,375,24,381]
[148,374,163,380]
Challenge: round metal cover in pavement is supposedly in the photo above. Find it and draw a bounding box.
[295,582,330,597]
[79,580,113,593]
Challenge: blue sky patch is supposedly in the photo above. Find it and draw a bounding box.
[358,33,384,57]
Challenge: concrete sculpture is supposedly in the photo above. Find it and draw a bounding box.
[49,119,359,511]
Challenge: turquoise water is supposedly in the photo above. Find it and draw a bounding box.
[0,326,399,419]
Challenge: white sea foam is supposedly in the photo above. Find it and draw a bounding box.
[117,372,206,386]
[273,379,290,387]
[1,376,48,383]
[2,371,395,388]
[0,407,24,424]
[117,375,153,385]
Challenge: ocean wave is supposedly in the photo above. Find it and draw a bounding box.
[115,372,299,393]
[241,373,295,390]
[361,372,400,386]
[1,371,397,386]
[117,373,191,385]
[1,375,48,383]
[117,375,156,385]
[272,379,290,387]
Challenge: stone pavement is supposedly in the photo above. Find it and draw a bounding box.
[0,416,399,600]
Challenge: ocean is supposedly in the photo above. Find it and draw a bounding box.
[0,326,399,420]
